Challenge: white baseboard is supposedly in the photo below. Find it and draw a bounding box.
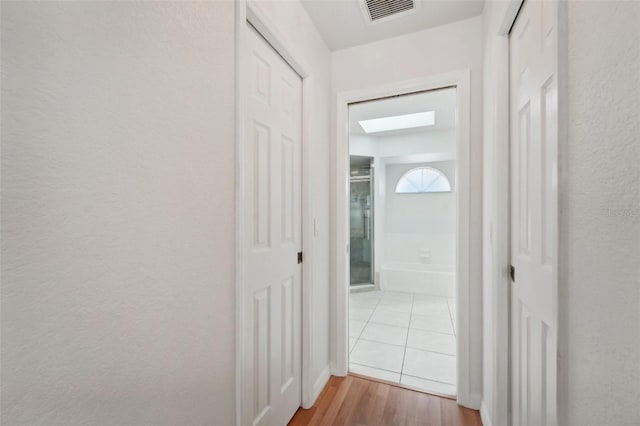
[480,400,493,426]
[459,391,482,410]
[330,361,347,377]
[303,365,330,409]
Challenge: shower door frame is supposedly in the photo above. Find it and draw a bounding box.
[349,162,375,287]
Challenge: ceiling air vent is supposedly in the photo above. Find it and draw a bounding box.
[361,0,416,23]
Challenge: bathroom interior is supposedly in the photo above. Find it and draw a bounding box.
[348,88,458,396]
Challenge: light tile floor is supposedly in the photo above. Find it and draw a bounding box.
[348,290,457,396]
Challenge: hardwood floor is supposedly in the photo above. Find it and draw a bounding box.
[289,375,482,426]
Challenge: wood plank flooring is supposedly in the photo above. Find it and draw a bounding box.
[288,375,482,426]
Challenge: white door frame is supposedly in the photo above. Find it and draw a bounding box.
[332,70,477,408]
[235,1,317,424]
[478,2,525,426]
[487,2,562,426]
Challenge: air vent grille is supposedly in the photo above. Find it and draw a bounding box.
[364,0,415,21]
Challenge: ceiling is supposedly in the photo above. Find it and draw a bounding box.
[301,0,484,51]
[349,87,457,136]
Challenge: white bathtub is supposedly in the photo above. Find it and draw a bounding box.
[379,262,455,297]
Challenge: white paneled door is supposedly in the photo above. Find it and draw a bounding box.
[243,24,303,426]
[509,1,558,425]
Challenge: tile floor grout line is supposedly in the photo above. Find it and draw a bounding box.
[355,293,381,350]
[446,297,456,338]
[367,291,383,323]
[412,327,456,336]
[360,290,383,338]
[355,336,456,357]
[351,291,457,393]
[349,290,383,364]
[350,361,401,375]
[398,293,415,382]
[400,372,457,387]
[351,291,382,339]
[403,345,457,358]
[402,324,455,335]
[350,359,457,387]
[355,336,411,348]
[368,319,412,328]
[407,293,458,393]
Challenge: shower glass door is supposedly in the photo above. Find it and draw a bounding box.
[349,157,374,286]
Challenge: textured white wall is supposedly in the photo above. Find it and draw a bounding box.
[376,132,455,159]
[331,16,484,404]
[350,131,456,161]
[559,2,640,425]
[1,3,236,424]
[384,162,456,266]
[349,135,377,157]
[246,0,333,396]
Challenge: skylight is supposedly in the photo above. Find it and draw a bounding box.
[358,111,435,134]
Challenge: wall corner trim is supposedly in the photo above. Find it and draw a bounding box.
[304,365,331,409]
[480,400,494,426]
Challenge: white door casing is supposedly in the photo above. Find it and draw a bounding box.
[509,1,559,425]
[242,24,303,426]
[333,71,476,407]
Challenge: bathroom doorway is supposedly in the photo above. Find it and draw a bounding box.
[347,88,459,397]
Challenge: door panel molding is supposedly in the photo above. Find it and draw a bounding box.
[243,23,303,426]
[236,1,318,424]
[509,1,559,425]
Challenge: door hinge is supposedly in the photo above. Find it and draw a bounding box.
[297,251,303,264]
[510,265,515,282]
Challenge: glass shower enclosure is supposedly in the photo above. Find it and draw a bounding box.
[349,156,374,286]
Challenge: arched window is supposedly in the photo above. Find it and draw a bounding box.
[395,166,452,193]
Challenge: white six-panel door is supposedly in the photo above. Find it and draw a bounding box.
[243,24,303,426]
[509,1,558,425]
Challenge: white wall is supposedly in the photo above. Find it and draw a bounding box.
[350,135,377,157]
[1,0,333,423]
[1,2,236,424]
[351,130,456,161]
[559,2,640,425]
[376,131,455,160]
[245,0,333,401]
[350,129,456,280]
[384,162,456,266]
[332,15,484,405]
